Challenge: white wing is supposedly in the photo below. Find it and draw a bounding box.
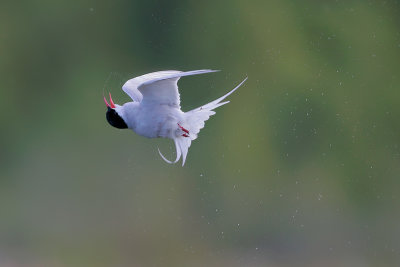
[122,69,219,107]
[158,77,248,166]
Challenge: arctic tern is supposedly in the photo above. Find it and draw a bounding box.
[104,70,247,166]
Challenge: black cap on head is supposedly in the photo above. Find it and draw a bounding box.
[106,107,128,129]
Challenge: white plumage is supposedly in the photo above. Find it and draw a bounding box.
[107,69,247,166]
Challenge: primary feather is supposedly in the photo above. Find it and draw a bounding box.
[122,69,219,107]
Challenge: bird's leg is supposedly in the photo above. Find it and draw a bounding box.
[178,123,190,137]
[178,123,189,134]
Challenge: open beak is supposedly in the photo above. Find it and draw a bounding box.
[104,92,116,109]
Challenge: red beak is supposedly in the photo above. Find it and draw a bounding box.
[104,92,116,109]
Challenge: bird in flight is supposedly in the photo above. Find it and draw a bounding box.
[104,69,247,166]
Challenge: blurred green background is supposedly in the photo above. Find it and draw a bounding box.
[1,0,400,266]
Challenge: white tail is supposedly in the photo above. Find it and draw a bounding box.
[159,77,248,166]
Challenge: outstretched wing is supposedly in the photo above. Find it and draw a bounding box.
[122,69,219,107]
[158,77,248,166]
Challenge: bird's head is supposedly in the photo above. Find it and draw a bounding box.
[104,93,128,129]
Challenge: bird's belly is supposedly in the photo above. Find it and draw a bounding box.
[134,119,164,138]
[132,107,182,139]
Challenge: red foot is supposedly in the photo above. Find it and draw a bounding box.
[178,123,189,134]
[182,134,189,137]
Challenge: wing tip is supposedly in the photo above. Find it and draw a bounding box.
[191,69,220,74]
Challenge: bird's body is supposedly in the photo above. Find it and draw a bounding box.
[104,69,247,166]
[118,101,184,139]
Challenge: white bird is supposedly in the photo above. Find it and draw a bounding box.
[104,69,247,166]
